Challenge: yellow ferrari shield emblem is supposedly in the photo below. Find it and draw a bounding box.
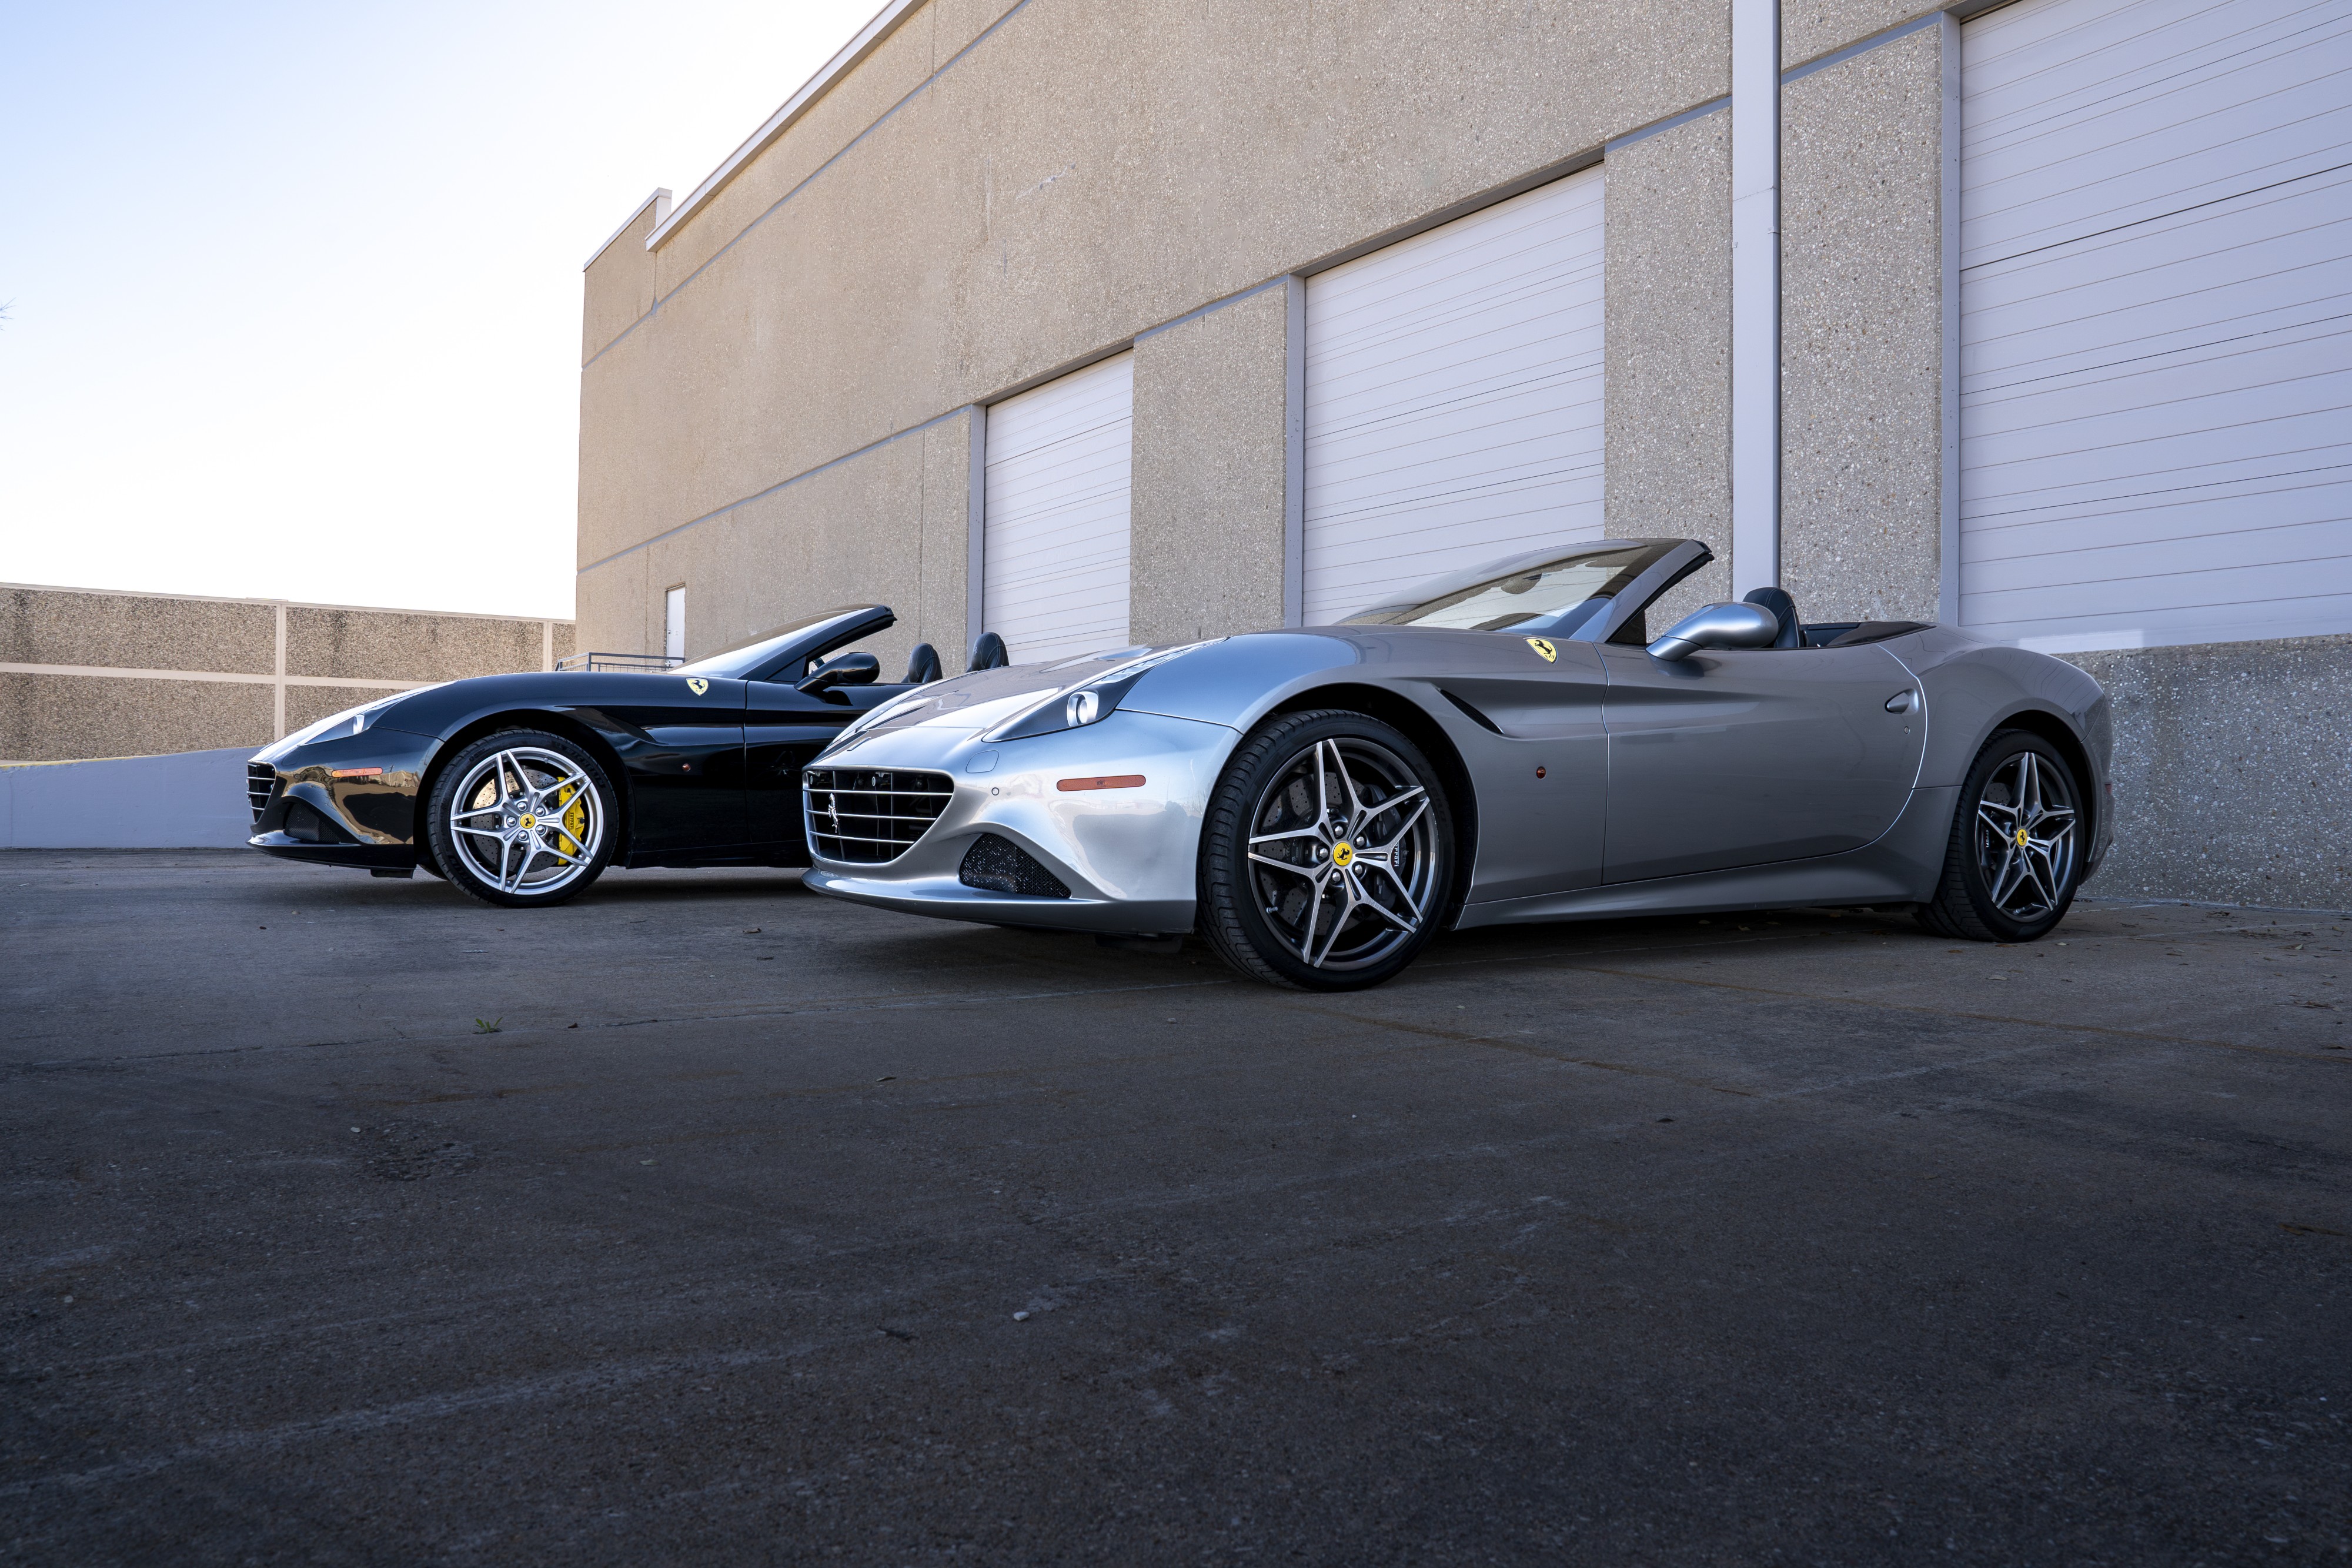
[1330,841,1356,868]
[686,677,709,696]
[1525,637,1557,663]
[2014,827,2031,849]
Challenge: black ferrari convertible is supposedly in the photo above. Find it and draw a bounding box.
[245,605,997,907]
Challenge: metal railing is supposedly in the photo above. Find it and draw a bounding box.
[554,651,683,673]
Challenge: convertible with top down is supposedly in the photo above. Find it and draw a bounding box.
[799,538,2113,989]
[244,605,995,907]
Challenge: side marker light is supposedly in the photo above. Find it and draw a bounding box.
[1057,775,1146,793]
[330,768,384,778]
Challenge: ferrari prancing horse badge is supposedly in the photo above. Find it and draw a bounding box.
[1525,637,1557,663]
[686,677,709,695]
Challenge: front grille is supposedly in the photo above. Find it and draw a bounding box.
[958,834,1071,899]
[246,763,277,821]
[803,767,953,864]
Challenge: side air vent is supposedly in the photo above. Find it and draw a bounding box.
[958,834,1071,899]
[1439,689,1503,734]
[246,763,277,821]
[803,767,953,864]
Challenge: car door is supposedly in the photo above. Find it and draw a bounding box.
[1598,643,1923,883]
[584,675,750,857]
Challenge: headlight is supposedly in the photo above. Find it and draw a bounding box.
[281,688,433,748]
[984,641,1220,743]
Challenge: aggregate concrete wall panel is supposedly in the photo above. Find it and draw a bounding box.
[1131,285,1289,646]
[285,609,546,684]
[1783,0,1942,70]
[582,198,666,363]
[1779,23,1946,624]
[918,411,977,668]
[2068,634,2352,911]
[636,432,953,676]
[1603,106,1733,630]
[576,551,655,664]
[582,0,1733,630]
[1,674,273,764]
[2,587,275,675]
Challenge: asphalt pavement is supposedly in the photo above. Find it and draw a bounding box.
[4,850,2347,1565]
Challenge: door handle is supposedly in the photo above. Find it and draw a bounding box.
[1885,690,1918,714]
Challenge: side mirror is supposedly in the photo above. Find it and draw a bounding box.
[798,650,881,696]
[1648,602,1781,661]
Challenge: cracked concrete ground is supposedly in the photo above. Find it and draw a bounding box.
[2,850,2347,1564]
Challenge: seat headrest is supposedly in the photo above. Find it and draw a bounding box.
[1742,586,1802,650]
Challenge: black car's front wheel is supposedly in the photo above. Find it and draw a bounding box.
[1199,710,1452,990]
[1916,730,2083,942]
[425,730,617,908]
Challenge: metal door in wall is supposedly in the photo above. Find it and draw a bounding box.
[1960,0,2352,653]
[1302,165,1606,627]
[983,352,1134,666]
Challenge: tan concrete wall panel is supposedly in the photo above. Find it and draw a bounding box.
[582,0,1732,583]
[582,199,667,363]
[1,673,273,763]
[575,550,654,664]
[2,587,275,674]
[2069,635,2352,911]
[1130,285,1289,646]
[1603,108,1735,631]
[1779,25,1945,626]
[1783,0,1940,71]
[285,608,546,684]
[917,412,977,667]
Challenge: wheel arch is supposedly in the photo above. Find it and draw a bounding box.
[1267,681,1481,929]
[417,710,635,857]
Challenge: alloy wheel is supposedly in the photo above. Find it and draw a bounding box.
[1970,748,2077,922]
[1244,737,1439,972]
[445,746,604,897]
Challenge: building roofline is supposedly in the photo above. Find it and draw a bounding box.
[642,0,927,254]
[582,188,673,272]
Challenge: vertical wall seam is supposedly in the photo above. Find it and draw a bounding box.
[965,405,987,659]
[1939,9,1964,628]
[1283,276,1307,628]
[1730,0,1783,595]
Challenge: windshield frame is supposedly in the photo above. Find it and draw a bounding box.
[1334,539,1706,640]
[673,605,896,683]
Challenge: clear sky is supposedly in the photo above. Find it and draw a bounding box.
[0,0,884,620]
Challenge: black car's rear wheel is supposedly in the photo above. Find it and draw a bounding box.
[1916,731,2083,942]
[425,730,616,908]
[1199,710,1451,991]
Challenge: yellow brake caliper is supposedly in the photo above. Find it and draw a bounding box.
[551,780,586,855]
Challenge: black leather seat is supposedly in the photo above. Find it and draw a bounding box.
[1742,586,1803,650]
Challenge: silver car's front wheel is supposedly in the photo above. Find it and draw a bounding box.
[425,730,616,908]
[1917,730,2083,942]
[1200,711,1452,990]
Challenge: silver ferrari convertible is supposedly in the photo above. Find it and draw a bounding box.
[801,539,2111,990]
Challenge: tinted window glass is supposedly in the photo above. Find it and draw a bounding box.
[1340,544,1668,633]
[675,607,875,680]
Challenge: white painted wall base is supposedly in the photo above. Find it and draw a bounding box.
[1,748,255,849]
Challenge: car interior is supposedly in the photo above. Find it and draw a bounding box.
[1739,587,1931,650]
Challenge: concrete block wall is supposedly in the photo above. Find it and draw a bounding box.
[0,585,575,764]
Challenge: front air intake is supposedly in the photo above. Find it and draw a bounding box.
[246,763,278,821]
[958,833,1071,899]
[802,767,953,864]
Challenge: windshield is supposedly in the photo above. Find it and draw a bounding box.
[675,607,878,680]
[1339,542,1675,633]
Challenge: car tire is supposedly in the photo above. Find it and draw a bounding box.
[1198,709,1452,991]
[1916,730,2084,943]
[424,728,618,909]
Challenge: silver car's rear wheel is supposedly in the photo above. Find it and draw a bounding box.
[1200,710,1452,990]
[425,730,616,908]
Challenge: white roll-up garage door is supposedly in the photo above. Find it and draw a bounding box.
[1302,166,1607,626]
[983,352,1134,666]
[1960,0,2352,652]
